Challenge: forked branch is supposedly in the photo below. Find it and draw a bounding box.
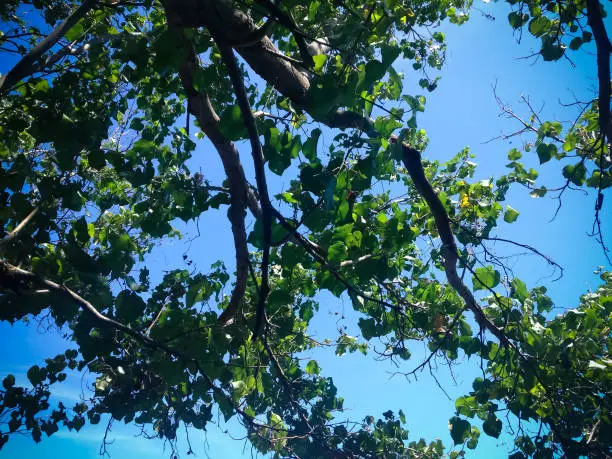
[392,137,528,361]
[217,43,273,337]
[0,259,296,449]
[0,0,98,94]
[178,43,249,326]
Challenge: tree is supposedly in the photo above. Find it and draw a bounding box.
[0,0,610,457]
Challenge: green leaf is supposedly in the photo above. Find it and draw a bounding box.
[218,105,248,141]
[528,17,551,37]
[358,318,377,340]
[569,37,583,50]
[449,416,471,444]
[562,163,587,186]
[503,206,520,223]
[510,278,529,302]
[541,38,565,61]
[95,376,111,394]
[64,22,84,41]
[87,149,106,170]
[536,143,556,164]
[563,134,577,152]
[530,186,547,198]
[42,422,59,437]
[9,417,21,432]
[472,266,501,291]
[483,414,502,438]
[508,12,528,29]
[467,426,480,449]
[33,79,50,93]
[308,0,320,19]
[328,241,347,264]
[302,128,321,162]
[381,44,401,66]
[312,54,327,72]
[455,396,477,418]
[231,380,248,398]
[507,148,522,160]
[115,290,146,323]
[27,365,43,385]
[2,374,15,389]
[305,360,321,375]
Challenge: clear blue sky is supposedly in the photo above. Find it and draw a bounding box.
[1,2,609,457]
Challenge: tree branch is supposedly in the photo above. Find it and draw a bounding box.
[41,33,130,70]
[270,207,423,315]
[461,229,564,280]
[217,43,273,337]
[585,0,612,143]
[178,44,249,326]
[585,0,612,265]
[324,109,377,138]
[0,259,287,447]
[393,137,528,360]
[252,0,314,68]
[0,260,176,354]
[0,206,39,253]
[165,0,377,138]
[0,0,98,94]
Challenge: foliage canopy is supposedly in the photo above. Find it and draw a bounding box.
[0,0,610,457]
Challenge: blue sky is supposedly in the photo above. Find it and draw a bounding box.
[1,1,610,458]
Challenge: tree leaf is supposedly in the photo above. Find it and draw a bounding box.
[536,143,556,164]
[312,54,327,72]
[472,267,501,291]
[27,365,42,386]
[305,360,321,375]
[483,414,502,438]
[449,416,471,444]
[328,241,347,264]
[504,206,520,223]
[528,17,551,37]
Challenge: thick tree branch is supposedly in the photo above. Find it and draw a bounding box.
[252,0,314,67]
[178,45,249,326]
[324,109,377,138]
[164,0,376,138]
[217,43,273,337]
[585,0,612,143]
[585,0,612,265]
[398,149,578,446]
[393,138,528,360]
[164,0,311,100]
[0,0,98,94]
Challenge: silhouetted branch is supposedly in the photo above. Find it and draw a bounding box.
[218,43,273,338]
[0,206,39,253]
[178,43,249,325]
[0,0,98,94]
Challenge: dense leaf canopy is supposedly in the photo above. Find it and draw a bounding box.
[0,0,610,457]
